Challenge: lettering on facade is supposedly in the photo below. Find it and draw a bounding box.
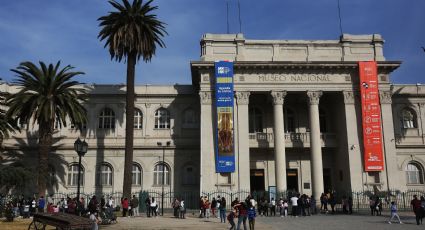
[258,74,331,82]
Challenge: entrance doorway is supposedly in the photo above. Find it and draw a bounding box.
[250,169,265,191]
[286,169,298,191]
[323,168,332,192]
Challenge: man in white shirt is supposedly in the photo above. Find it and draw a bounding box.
[290,194,299,217]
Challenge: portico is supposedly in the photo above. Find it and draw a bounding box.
[192,33,400,195]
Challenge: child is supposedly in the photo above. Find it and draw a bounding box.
[227,210,236,230]
[248,205,256,230]
[388,201,403,224]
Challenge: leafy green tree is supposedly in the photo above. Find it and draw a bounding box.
[98,0,167,198]
[7,61,87,196]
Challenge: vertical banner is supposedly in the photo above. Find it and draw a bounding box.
[359,61,384,171]
[215,61,235,173]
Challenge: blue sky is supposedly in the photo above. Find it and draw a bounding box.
[0,0,424,85]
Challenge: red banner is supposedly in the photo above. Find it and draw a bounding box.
[359,61,384,171]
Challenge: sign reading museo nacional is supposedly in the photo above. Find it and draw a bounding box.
[235,73,350,84]
[215,61,235,173]
[359,61,384,171]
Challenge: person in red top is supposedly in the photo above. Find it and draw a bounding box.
[122,197,129,217]
[411,195,422,225]
[234,201,248,230]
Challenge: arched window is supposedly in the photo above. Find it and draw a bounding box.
[319,109,327,133]
[98,108,115,129]
[182,108,197,127]
[182,165,196,185]
[401,108,417,129]
[153,163,170,186]
[97,163,113,186]
[132,163,142,185]
[134,109,143,129]
[284,108,295,132]
[249,107,263,133]
[68,164,84,186]
[406,162,424,184]
[155,108,170,129]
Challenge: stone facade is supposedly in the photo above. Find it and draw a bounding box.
[1,33,424,196]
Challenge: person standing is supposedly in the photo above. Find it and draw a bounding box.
[235,202,248,230]
[150,197,157,217]
[100,196,106,211]
[179,198,186,219]
[290,194,298,217]
[248,204,256,230]
[310,196,316,215]
[122,197,129,217]
[227,209,236,230]
[145,197,151,217]
[420,196,425,224]
[172,198,180,218]
[107,196,115,213]
[205,198,211,219]
[369,196,375,216]
[348,197,353,214]
[211,197,217,218]
[270,198,276,216]
[388,201,403,224]
[38,196,45,213]
[411,195,422,225]
[131,195,139,217]
[220,197,227,223]
[217,195,221,219]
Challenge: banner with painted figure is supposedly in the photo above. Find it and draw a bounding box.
[215,61,235,173]
[358,61,384,171]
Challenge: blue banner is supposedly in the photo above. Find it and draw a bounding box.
[215,61,235,173]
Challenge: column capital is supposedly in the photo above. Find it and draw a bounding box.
[342,90,356,104]
[307,91,323,105]
[235,91,250,105]
[379,90,392,104]
[270,90,287,105]
[199,91,212,105]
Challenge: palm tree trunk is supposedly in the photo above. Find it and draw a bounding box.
[38,124,53,197]
[123,51,136,199]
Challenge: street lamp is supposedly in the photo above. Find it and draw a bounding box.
[157,141,171,216]
[74,138,88,215]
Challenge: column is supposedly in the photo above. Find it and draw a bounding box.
[235,91,250,191]
[379,90,401,189]
[199,91,215,192]
[271,90,287,192]
[342,91,363,191]
[307,90,324,200]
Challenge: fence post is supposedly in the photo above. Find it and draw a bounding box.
[356,192,359,212]
[402,192,406,211]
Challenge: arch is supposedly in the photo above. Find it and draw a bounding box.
[405,161,424,184]
[249,107,263,133]
[67,162,84,186]
[154,108,170,129]
[153,162,171,186]
[96,162,113,186]
[132,162,143,186]
[134,108,143,129]
[98,107,116,129]
[400,107,418,129]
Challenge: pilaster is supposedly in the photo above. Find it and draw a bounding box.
[271,90,287,192]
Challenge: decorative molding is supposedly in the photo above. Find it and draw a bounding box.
[145,103,151,108]
[342,90,355,104]
[235,91,250,105]
[379,90,392,104]
[199,91,212,105]
[270,90,287,105]
[306,91,323,105]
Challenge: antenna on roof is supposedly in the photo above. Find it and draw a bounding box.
[226,0,230,33]
[237,0,242,33]
[337,0,344,36]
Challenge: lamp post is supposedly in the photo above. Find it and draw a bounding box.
[74,138,88,215]
[157,141,170,216]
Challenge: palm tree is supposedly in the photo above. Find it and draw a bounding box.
[7,61,87,197]
[98,0,167,198]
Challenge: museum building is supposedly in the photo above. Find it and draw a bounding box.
[1,33,425,199]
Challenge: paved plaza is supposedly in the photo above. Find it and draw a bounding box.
[100,212,419,230]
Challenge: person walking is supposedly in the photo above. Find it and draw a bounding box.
[220,197,227,223]
[227,209,236,230]
[411,195,421,225]
[235,201,248,230]
[388,201,403,224]
[248,204,256,230]
[131,195,139,217]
